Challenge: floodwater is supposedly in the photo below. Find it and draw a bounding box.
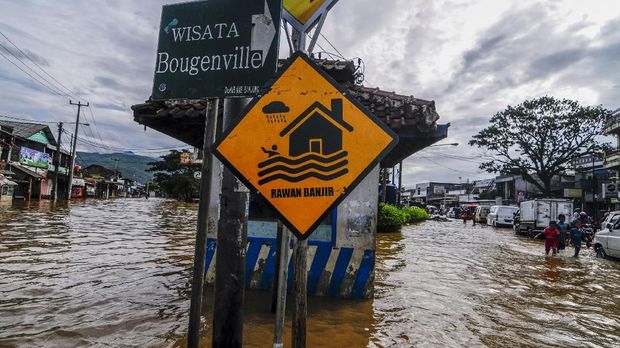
[0,199,619,347]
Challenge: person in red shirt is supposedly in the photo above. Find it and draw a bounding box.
[544,221,559,256]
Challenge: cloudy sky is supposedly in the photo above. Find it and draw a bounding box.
[1,0,619,188]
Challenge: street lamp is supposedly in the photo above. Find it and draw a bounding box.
[430,142,459,148]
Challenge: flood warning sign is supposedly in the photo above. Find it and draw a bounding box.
[213,53,398,239]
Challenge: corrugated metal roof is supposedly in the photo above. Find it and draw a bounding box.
[0,120,56,145]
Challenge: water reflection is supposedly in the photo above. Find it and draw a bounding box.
[1,201,619,347]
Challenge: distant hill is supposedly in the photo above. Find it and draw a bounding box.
[76,152,157,184]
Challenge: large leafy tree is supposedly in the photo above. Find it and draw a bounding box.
[469,96,611,196]
[148,150,198,201]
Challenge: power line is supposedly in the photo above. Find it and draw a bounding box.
[0,48,66,97]
[0,30,111,153]
[0,29,79,100]
[418,154,485,175]
[0,113,58,124]
[63,129,190,152]
[319,33,346,60]
[0,31,79,99]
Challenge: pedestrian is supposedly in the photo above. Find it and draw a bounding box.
[572,208,581,224]
[544,220,559,256]
[556,214,570,253]
[472,210,477,225]
[570,220,585,257]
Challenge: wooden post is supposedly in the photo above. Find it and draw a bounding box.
[381,168,387,203]
[212,98,251,348]
[273,225,290,348]
[292,238,308,348]
[28,177,32,202]
[187,99,218,348]
[271,221,284,314]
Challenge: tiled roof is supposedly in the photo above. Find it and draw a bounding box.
[132,84,439,132]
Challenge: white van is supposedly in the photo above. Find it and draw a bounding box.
[487,205,519,227]
[595,213,620,259]
[474,205,491,223]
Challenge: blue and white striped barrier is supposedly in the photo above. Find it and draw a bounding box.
[205,237,374,299]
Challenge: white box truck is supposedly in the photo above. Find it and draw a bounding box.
[515,199,573,237]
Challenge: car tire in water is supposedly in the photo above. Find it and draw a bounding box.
[596,246,607,259]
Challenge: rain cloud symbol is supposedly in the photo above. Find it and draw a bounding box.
[263,101,290,124]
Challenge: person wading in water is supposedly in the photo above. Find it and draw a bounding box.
[544,221,559,256]
[556,214,570,253]
[570,220,586,257]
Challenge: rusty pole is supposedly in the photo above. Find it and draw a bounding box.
[212,98,251,348]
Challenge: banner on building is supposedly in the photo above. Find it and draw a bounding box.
[19,147,49,169]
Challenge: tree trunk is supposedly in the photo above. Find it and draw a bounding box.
[543,177,552,197]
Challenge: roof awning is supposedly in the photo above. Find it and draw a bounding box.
[0,178,17,186]
[9,163,47,179]
[131,58,449,169]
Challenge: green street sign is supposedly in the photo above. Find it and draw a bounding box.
[152,0,282,100]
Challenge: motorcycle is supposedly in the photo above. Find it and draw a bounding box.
[581,224,595,248]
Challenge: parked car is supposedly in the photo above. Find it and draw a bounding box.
[514,199,573,237]
[594,217,620,259]
[474,205,491,223]
[427,205,438,215]
[487,205,519,227]
[447,207,462,218]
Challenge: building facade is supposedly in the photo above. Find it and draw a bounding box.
[604,108,620,211]
[0,120,72,200]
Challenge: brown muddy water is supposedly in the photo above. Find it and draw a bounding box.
[0,199,619,347]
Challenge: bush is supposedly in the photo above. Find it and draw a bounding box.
[402,206,429,223]
[378,203,408,228]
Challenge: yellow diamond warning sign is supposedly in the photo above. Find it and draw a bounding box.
[213,53,398,239]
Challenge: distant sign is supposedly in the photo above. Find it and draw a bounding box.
[152,0,281,99]
[607,183,617,193]
[283,0,339,32]
[19,147,49,169]
[213,53,398,239]
[194,171,201,180]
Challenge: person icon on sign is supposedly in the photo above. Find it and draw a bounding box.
[261,145,280,158]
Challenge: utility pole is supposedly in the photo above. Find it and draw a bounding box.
[51,122,63,201]
[398,161,403,206]
[187,99,218,348]
[67,100,88,200]
[112,158,120,178]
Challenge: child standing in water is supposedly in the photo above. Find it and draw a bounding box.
[544,221,559,256]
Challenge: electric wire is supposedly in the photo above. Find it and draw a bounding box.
[0,48,66,97]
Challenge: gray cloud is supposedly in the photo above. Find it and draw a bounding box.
[0,0,619,184]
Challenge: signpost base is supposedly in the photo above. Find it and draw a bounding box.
[292,238,308,348]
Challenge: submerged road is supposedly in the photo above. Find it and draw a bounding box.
[0,199,619,347]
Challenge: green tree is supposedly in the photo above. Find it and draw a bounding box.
[469,96,610,196]
[148,150,198,201]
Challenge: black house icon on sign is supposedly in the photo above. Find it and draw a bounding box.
[279,99,353,157]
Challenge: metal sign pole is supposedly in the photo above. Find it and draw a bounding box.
[289,27,308,348]
[187,99,218,348]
